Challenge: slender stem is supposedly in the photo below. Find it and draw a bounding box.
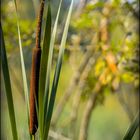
[35,0,45,48]
[29,0,45,135]
[32,135,35,140]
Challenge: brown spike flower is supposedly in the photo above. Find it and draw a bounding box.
[29,48,41,134]
[29,0,45,135]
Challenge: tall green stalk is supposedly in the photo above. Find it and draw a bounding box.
[38,0,51,139]
[1,24,18,140]
[123,112,139,140]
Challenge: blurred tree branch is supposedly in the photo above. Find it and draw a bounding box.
[78,92,98,140]
[75,0,88,16]
[49,130,71,140]
[51,46,97,126]
[69,55,97,139]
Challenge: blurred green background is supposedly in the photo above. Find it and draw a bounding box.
[1,0,139,140]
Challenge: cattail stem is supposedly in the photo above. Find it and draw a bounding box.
[36,0,45,49]
[29,0,45,135]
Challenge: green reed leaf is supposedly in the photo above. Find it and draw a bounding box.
[38,2,51,139]
[1,24,18,140]
[13,0,30,138]
[13,0,29,117]
[43,0,63,134]
[43,0,74,139]
[123,112,139,140]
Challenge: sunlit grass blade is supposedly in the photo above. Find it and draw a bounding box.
[13,0,29,114]
[38,1,51,139]
[43,0,63,131]
[1,24,18,140]
[123,112,139,140]
[17,24,30,114]
[43,0,74,139]
[13,0,30,138]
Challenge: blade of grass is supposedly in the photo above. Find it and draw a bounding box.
[1,24,18,140]
[13,0,29,118]
[123,112,139,140]
[17,23,30,113]
[12,0,30,138]
[32,135,35,140]
[43,0,74,139]
[38,1,51,139]
[43,0,63,129]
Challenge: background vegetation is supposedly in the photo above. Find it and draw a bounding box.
[1,0,139,140]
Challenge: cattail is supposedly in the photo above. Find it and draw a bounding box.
[29,47,41,134]
[29,0,45,135]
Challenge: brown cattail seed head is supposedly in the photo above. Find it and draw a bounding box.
[29,47,41,134]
